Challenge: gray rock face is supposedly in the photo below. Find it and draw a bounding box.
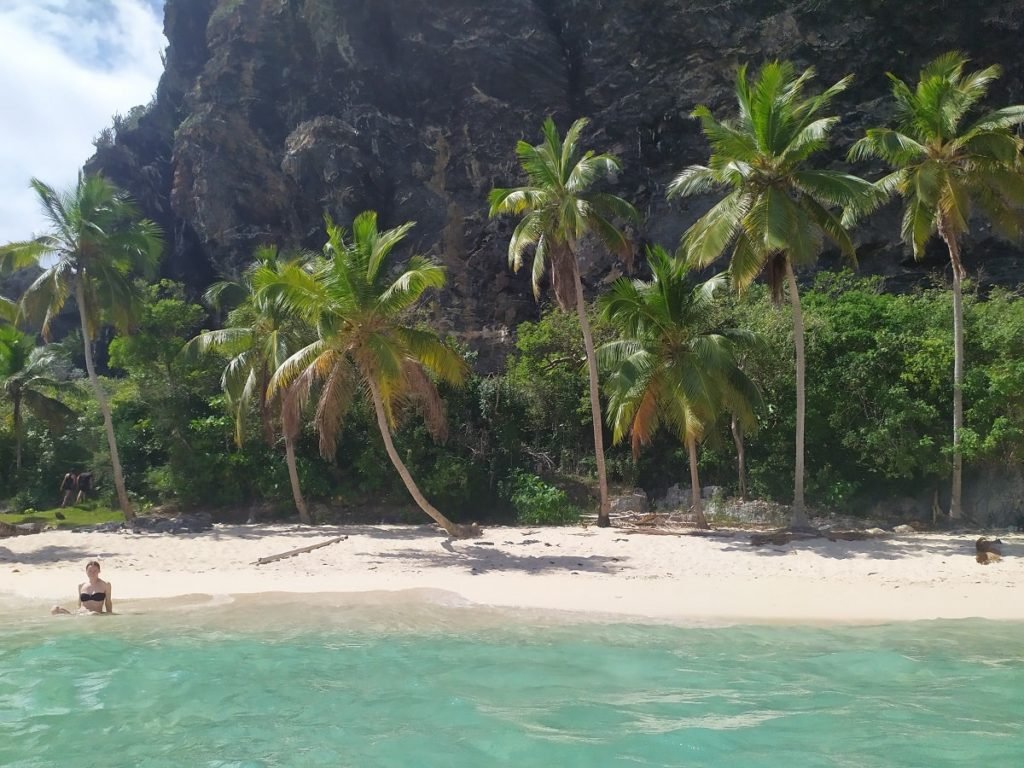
[610,489,649,516]
[89,0,1024,368]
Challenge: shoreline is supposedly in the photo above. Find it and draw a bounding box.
[2,524,1022,625]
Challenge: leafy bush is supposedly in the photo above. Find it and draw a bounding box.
[500,470,581,526]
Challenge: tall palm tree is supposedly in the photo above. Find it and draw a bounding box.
[489,117,639,527]
[0,328,73,470]
[850,52,1024,519]
[0,175,162,518]
[668,62,880,528]
[259,211,478,538]
[598,247,761,527]
[183,246,314,524]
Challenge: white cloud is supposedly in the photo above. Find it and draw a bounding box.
[0,0,166,243]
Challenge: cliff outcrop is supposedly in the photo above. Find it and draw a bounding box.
[88,0,1024,364]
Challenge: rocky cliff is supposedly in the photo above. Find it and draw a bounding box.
[88,0,1024,365]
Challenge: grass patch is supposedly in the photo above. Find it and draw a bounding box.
[0,504,122,529]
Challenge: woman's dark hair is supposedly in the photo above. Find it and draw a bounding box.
[85,560,100,571]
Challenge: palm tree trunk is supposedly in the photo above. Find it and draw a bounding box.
[284,434,312,524]
[75,279,133,520]
[687,437,708,529]
[943,233,966,520]
[731,415,747,500]
[784,261,809,530]
[13,397,21,471]
[367,376,477,538]
[570,258,611,527]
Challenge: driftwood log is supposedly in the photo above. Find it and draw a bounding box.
[253,535,348,566]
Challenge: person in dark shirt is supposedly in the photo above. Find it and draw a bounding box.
[75,472,93,504]
[59,471,78,508]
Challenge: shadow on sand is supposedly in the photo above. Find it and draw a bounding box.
[717,530,1022,561]
[374,539,626,575]
[0,544,124,565]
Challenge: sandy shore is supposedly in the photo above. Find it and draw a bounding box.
[2,524,1022,623]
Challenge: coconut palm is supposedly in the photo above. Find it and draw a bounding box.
[0,328,74,470]
[258,211,477,538]
[850,52,1024,519]
[489,117,639,527]
[183,246,314,523]
[0,174,162,518]
[598,247,761,527]
[668,62,881,528]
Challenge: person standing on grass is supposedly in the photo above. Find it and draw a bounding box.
[75,471,93,504]
[59,470,78,508]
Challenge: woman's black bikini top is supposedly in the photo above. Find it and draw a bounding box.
[80,592,106,602]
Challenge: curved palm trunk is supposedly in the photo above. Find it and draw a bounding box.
[367,376,477,538]
[943,233,966,520]
[571,258,611,527]
[284,434,312,524]
[75,280,133,519]
[687,437,708,529]
[731,415,747,500]
[785,262,809,530]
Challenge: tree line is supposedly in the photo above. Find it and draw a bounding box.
[1,53,1022,534]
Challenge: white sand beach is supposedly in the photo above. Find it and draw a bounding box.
[2,524,1022,623]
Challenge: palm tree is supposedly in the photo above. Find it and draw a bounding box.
[183,246,314,524]
[0,175,162,519]
[850,52,1024,520]
[259,211,478,538]
[598,246,761,527]
[0,328,74,470]
[668,62,881,528]
[489,117,639,527]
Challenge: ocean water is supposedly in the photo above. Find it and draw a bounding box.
[1,594,1022,767]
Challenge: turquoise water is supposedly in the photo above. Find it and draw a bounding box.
[1,596,1023,767]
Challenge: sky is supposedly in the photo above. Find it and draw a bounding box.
[0,0,167,243]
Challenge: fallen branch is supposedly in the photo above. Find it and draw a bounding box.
[253,535,348,565]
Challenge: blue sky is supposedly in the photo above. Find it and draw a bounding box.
[0,0,166,243]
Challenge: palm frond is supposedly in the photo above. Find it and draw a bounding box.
[21,389,74,432]
[395,327,468,386]
[268,339,328,396]
[313,354,356,458]
[377,258,447,315]
[401,361,449,442]
[681,190,749,268]
[667,165,722,198]
[507,212,544,275]
[488,187,547,217]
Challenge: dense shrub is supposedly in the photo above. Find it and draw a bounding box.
[500,470,581,526]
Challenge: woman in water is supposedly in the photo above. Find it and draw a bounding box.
[51,560,112,615]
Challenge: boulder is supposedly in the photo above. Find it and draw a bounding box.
[610,489,648,516]
[656,484,690,511]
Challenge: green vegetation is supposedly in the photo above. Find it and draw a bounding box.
[850,52,1024,518]
[0,52,1022,531]
[258,212,474,537]
[500,470,581,526]
[184,247,314,523]
[1,174,162,519]
[0,504,121,530]
[669,62,881,527]
[599,247,761,527]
